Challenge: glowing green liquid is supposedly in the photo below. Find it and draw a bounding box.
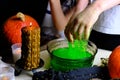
[51,40,93,72]
[52,40,92,59]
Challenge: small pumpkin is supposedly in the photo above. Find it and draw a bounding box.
[108,45,120,79]
[3,12,40,45]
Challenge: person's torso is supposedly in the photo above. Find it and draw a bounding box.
[90,0,120,34]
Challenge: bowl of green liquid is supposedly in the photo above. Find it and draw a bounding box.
[47,38,97,72]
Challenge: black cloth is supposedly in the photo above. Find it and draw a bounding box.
[89,30,120,51]
[32,66,110,80]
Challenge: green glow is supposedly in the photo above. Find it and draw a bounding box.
[52,40,92,59]
[51,40,93,72]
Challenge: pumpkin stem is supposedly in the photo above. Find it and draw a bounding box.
[16,12,25,22]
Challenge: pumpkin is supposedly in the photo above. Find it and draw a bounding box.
[3,12,40,45]
[108,45,120,79]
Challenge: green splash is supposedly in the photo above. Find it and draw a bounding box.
[52,40,92,59]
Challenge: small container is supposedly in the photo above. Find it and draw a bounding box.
[47,38,97,72]
[0,67,15,80]
[0,57,15,80]
[11,43,22,63]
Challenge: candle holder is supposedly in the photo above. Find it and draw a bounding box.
[14,58,44,76]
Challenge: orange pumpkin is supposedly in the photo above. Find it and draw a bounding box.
[3,12,39,45]
[108,45,120,78]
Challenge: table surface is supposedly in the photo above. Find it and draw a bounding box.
[14,48,112,80]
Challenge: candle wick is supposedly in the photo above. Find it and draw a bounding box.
[30,22,32,27]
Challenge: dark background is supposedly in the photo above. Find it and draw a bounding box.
[0,0,48,63]
[0,0,48,26]
[0,0,66,63]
